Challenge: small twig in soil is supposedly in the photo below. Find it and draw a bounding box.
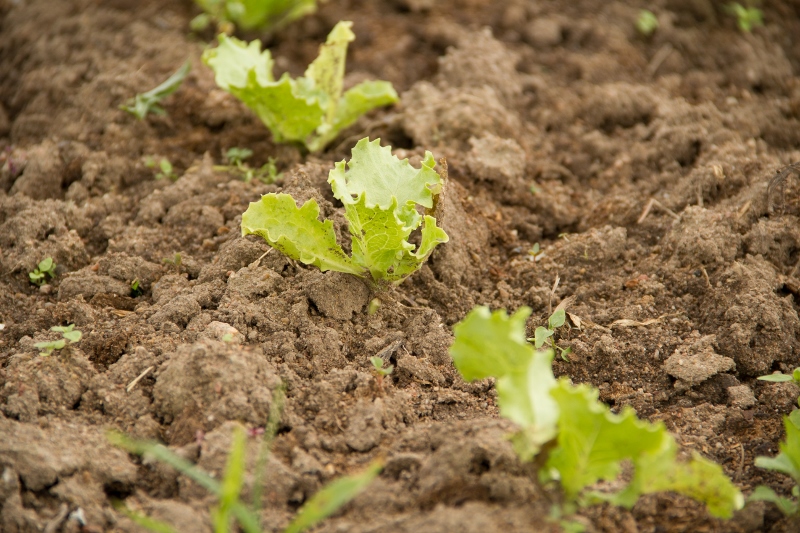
[250,248,272,268]
[701,267,712,289]
[767,161,800,214]
[548,274,560,314]
[637,198,680,224]
[736,200,751,219]
[735,442,745,481]
[126,366,154,393]
[646,43,673,78]
[43,503,69,533]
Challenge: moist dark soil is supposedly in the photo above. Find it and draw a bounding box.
[2,0,800,532]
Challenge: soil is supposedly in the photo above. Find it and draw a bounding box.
[2,0,800,532]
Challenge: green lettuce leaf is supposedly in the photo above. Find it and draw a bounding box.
[548,381,742,517]
[599,420,743,518]
[204,35,274,90]
[241,193,360,275]
[547,381,667,499]
[203,22,398,152]
[449,307,559,458]
[329,138,440,213]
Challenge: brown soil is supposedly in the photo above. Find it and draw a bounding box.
[2,0,800,532]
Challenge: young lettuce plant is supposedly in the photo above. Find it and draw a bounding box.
[203,21,398,152]
[192,0,317,34]
[449,307,744,521]
[241,138,448,287]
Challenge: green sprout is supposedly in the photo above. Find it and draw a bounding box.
[162,253,183,270]
[145,157,177,181]
[217,148,281,184]
[226,147,253,167]
[121,61,191,120]
[528,242,544,261]
[725,3,764,32]
[527,308,572,361]
[636,10,659,36]
[29,257,57,286]
[34,324,82,356]
[370,356,393,377]
[130,278,143,297]
[191,0,318,34]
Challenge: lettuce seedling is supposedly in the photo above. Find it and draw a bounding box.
[192,0,317,33]
[242,138,448,287]
[29,257,56,286]
[121,61,191,120]
[449,306,744,519]
[203,21,398,152]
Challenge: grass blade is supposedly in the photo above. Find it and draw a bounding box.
[284,460,382,533]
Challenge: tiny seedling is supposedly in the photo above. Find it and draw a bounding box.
[370,356,394,391]
[725,3,764,32]
[636,10,659,36]
[241,138,448,287]
[449,306,743,521]
[203,21,398,152]
[527,308,572,361]
[528,243,544,261]
[192,0,317,34]
[370,356,393,377]
[750,415,800,515]
[29,257,56,286]
[162,253,183,270]
[217,148,281,184]
[146,157,177,181]
[130,278,143,297]
[367,298,381,315]
[121,61,191,120]
[226,147,253,166]
[34,324,82,356]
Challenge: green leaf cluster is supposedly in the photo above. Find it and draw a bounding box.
[121,61,190,120]
[202,21,398,152]
[241,138,448,286]
[29,257,56,286]
[725,3,764,32]
[193,0,317,33]
[34,324,82,356]
[449,306,744,518]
